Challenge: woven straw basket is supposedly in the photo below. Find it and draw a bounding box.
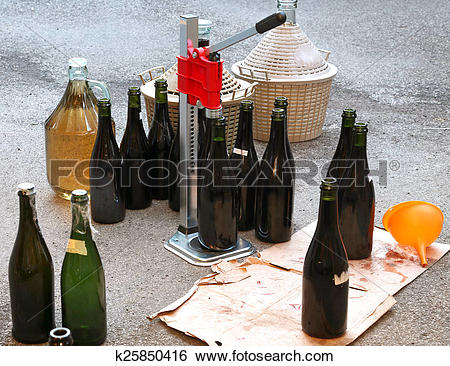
[232,23,337,142]
[139,65,257,153]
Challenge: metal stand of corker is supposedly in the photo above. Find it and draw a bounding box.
[165,12,286,266]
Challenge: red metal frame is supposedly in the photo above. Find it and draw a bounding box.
[177,40,223,110]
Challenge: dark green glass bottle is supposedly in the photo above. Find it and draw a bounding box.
[148,78,174,200]
[230,100,259,230]
[61,190,106,345]
[9,183,55,343]
[48,327,74,346]
[120,87,152,210]
[198,115,238,251]
[338,122,375,259]
[90,98,125,223]
[197,108,220,220]
[168,122,180,211]
[327,109,357,180]
[255,108,295,243]
[273,96,294,162]
[302,178,349,339]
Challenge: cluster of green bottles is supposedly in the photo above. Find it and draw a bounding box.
[195,97,296,251]
[301,108,375,339]
[9,185,105,345]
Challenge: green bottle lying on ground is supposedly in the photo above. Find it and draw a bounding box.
[61,189,106,345]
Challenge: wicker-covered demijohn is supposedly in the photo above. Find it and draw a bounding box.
[139,65,257,152]
[232,18,337,142]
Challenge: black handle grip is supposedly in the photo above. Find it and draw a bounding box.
[255,12,286,34]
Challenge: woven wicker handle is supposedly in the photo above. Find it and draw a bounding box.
[317,49,331,61]
[138,66,166,85]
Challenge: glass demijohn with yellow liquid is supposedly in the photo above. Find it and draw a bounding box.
[45,58,113,200]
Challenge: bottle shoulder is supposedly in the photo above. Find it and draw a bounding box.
[304,231,348,274]
[10,228,53,271]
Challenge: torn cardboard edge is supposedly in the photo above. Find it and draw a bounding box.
[149,222,448,346]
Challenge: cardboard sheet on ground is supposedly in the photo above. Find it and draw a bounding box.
[149,223,449,346]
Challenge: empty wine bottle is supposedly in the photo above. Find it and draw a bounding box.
[48,327,74,346]
[168,122,180,211]
[9,183,55,343]
[90,98,125,224]
[198,114,238,251]
[148,79,174,200]
[255,108,295,243]
[327,109,357,181]
[338,122,375,259]
[273,96,294,162]
[61,190,107,345]
[230,100,259,231]
[120,87,151,210]
[302,178,349,339]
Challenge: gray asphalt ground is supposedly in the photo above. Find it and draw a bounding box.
[0,0,449,346]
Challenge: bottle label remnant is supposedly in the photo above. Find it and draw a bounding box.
[66,239,88,256]
[334,271,349,285]
[233,147,248,156]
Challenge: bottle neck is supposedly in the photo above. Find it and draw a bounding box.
[210,123,227,158]
[127,95,140,128]
[277,0,297,24]
[351,131,368,160]
[98,113,114,137]
[317,189,339,230]
[339,117,355,149]
[268,119,286,151]
[71,201,92,237]
[18,194,37,228]
[236,109,254,147]
[155,86,168,104]
[68,65,88,81]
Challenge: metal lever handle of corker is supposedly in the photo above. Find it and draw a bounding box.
[207,12,286,55]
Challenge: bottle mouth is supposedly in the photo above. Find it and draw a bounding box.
[50,327,71,339]
[320,177,338,190]
[128,86,141,95]
[71,189,89,203]
[342,108,357,118]
[198,18,212,36]
[68,57,87,68]
[354,121,368,133]
[274,96,288,109]
[98,98,111,108]
[17,182,35,196]
[240,100,254,110]
[272,107,285,120]
[155,78,168,88]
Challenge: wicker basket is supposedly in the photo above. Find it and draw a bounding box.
[139,65,257,153]
[232,23,337,142]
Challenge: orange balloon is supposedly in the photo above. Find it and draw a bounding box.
[383,201,444,267]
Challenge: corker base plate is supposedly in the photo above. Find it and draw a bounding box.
[165,231,255,266]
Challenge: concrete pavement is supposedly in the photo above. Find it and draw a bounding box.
[0,0,449,345]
